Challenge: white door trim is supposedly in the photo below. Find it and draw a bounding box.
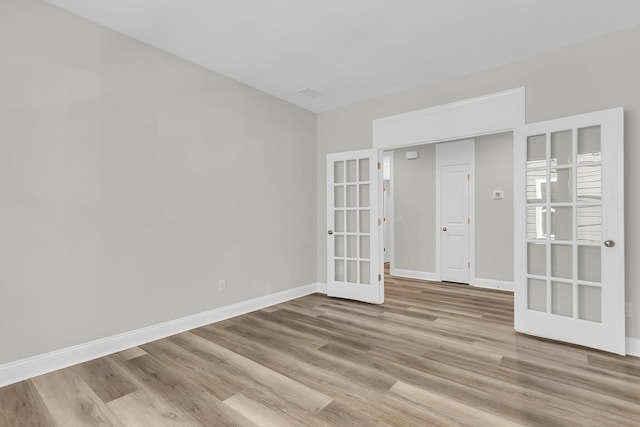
[373,88,524,150]
[374,88,524,290]
[436,139,475,283]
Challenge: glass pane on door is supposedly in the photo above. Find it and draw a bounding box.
[329,150,377,296]
[525,126,604,322]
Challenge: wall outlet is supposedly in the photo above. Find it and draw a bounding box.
[218,279,226,292]
[625,302,632,318]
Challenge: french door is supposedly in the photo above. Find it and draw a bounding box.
[516,108,625,354]
[326,149,383,304]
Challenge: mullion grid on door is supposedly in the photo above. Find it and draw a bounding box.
[334,157,372,285]
[526,127,605,319]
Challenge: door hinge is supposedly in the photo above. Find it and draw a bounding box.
[377,162,381,170]
[468,261,470,269]
[378,218,382,226]
[468,174,470,181]
[378,273,382,281]
[468,217,470,224]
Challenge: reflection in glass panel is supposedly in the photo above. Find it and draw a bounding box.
[578,285,602,322]
[382,156,392,180]
[360,210,370,233]
[359,158,369,182]
[528,279,547,312]
[550,207,572,241]
[334,235,344,258]
[334,186,344,208]
[346,210,357,233]
[347,235,357,258]
[335,259,344,282]
[551,130,572,167]
[552,281,573,317]
[360,236,370,259]
[578,246,601,283]
[527,134,546,168]
[346,260,357,283]
[346,160,357,183]
[360,261,370,285]
[527,169,547,203]
[578,126,601,164]
[334,161,345,184]
[551,244,572,279]
[577,205,601,242]
[577,165,601,202]
[346,185,357,208]
[528,243,546,276]
[360,184,370,207]
[527,207,546,240]
[550,169,572,203]
[334,210,345,232]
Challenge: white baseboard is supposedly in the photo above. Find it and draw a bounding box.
[471,277,514,292]
[627,337,640,357]
[316,282,327,294]
[0,283,319,388]
[390,268,439,281]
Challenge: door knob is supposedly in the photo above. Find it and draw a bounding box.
[328,230,333,235]
[442,227,447,232]
[604,240,614,247]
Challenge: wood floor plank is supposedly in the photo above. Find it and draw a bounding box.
[179,331,334,412]
[386,381,521,427]
[70,357,138,403]
[121,354,255,426]
[0,381,57,427]
[106,388,197,427]
[32,370,124,427]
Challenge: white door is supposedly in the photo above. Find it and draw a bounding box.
[516,108,625,355]
[327,149,382,304]
[437,139,473,284]
[440,164,470,283]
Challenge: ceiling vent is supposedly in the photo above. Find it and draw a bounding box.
[297,87,322,98]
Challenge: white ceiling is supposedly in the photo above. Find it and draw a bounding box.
[44,0,640,112]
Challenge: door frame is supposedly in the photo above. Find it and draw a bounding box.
[373,87,525,291]
[382,152,393,264]
[436,139,475,283]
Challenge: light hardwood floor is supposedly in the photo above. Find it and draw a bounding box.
[2,271,640,426]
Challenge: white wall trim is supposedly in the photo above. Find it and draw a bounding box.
[471,278,514,292]
[626,337,640,357]
[316,282,327,294]
[0,283,319,388]
[373,88,524,150]
[390,268,439,282]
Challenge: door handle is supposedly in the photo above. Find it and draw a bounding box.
[442,227,447,232]
[328,230,333,235]
[604,240,614,247]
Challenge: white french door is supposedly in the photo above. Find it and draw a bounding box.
[516,108,625,354]
[327,149,383,304]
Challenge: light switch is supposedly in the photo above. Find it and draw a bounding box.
[493,190,504,200]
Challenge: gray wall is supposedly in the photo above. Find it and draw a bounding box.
[475,132,514,282]
[316,25,640,339]
[392,145,436,273]
[0,0,317,365]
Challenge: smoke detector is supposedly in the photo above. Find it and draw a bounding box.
[297,87,322,98]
